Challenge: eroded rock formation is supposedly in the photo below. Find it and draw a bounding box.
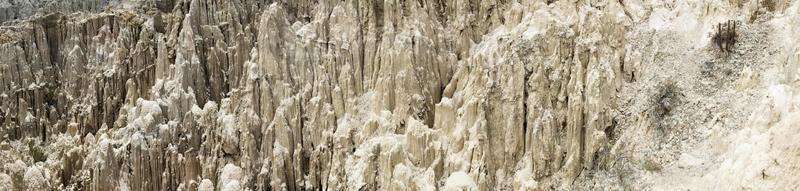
[1,0,799,190]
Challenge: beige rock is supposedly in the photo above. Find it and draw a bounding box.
[0,0,799,190]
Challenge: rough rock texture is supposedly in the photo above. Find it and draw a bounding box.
[0,0,117,23]
[0,0,799,190]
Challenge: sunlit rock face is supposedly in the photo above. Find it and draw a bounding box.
[1,0,799,190]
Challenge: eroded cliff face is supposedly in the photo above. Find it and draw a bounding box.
[0,0,799,190]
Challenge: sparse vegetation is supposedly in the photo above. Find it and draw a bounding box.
[762,0,777,12]
[712,20,738,53]
[652,81,681,121]
[643,157,663,172]
[28,141,46,162]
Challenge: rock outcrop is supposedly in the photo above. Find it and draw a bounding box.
[1,0,799,190]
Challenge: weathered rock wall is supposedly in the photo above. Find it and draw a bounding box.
[0,0,798,190]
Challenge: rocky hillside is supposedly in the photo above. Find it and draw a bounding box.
[0,0,798,190]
